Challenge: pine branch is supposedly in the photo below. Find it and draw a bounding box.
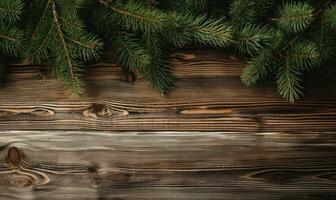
[52,2,84,96]
[23,0,102,96]
[28,0,52,42]
[276,59,303,103]
[275,2,314,33]
[0,26,23,57]
[140,34,174,94]
[25,0,54,64]
[161,13,194,48]
[281,0,332,52]
[163,14,234,48]
[230,0,256,27]
[114,32,151,71]
[241,50,273,86]
[323,3,336,30]
[287,41,319,70]
[98,0,168,33]
[0,33,17,42]
[236,24,273,56]
[193,16,233,47]
[185,0,208,13]
[0,0,24,25]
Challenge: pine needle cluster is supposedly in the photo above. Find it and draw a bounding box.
[0,0,24,83]
[230,0,336,102]
[0,0,234,95]
[0,0,335,102]
[90,0,233,94]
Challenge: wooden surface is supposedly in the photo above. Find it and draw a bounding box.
[1,50,336,132]
[0,50,336,199]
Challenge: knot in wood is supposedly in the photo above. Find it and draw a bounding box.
[11,174,34,188]
[92,103,112,117]
[171,53,196,61]
[30,108,55,117]
[6,147,23,168]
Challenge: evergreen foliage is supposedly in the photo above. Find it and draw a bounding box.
[0,0,24,82]
[235,0,336,102]
[0,0,335,102]
[24,0,102,96]
[92,0,233,94]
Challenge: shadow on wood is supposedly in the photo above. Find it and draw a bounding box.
[0,50,336,132]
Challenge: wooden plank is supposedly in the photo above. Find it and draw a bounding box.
[0,131,335,199]
[0,50,335,132]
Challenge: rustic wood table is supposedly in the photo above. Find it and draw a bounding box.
[0,50,335,199]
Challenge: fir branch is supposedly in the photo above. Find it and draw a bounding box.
[323,3,336,30]
[287,41,319,70]
[241,50,273,86]
[0,33,17,42]
[140,34,174,94]
[98,0,168,33]
[25,0,53,64]
[236,24,273,56]
[0,26,23,57]
[29,26,54,62]
[230,0,256,27]
[99,0,161,23]
[28,0,52,42]
[0,0,23,58]
[281,0,332,54]
[161,13,194,48]
[66,36,97,49]
[276,59,303,103]
[193,16,233,47]
[114,32,151,71]
[275,2,314,33]
[52,2,83,96]
[185,0,208,13]
[139,58,174,95]
[24,0,102,95]
[0,0,24,25]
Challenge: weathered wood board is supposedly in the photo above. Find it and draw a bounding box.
[0,50,335,132]
[0,50,335,199]
[0,131,336,199]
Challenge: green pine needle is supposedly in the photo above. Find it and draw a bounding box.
[161,13,194,48]
[99,0,169,33]
[185,0,208,13]
[0,0,24,25]
[241,50,273,86]
[276,2,314,33]
[139,58,174,95]
[236,24,273,56]
[25,0,102,96]
[114,32,152,71]
[193,16,233,47]
[0,0,23,58]
[52,2,84,96]
[287,41,319,70]
[140,34,174,94]
[0,25,24,57]
[323,3,336,31]
[276,59,303,103]
[230,0,257,27]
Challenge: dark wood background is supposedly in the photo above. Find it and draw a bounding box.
[0,50,335,199]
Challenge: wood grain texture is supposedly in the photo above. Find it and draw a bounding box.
[1,50,336,199]
[0,131,335,200]
[0,50,336,132]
